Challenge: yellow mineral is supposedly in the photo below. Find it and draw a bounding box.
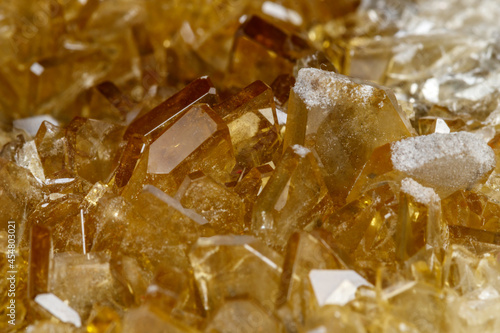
[213,80,281,170]
[177,171,245,234]
[3,0,500,332]
[189,235,283,313]
[205,298,284,333]
[285,68,413,206]
[229,16,313,87]
[277,232,345,331]
[122,103,235,199]
[252,144,332,251]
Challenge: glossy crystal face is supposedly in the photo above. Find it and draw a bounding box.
[2,1,500,332]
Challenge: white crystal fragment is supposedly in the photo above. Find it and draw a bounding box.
[259,107,275,125]
[34,293,82,327]
[383,281,418,300]
[391,132,495,192]
[143,185,209,225]
[13,115,59,137]
[434,118,450,134]
[261,1,302,26]
[401,178,440,205]
[309,269,372,306]
[276,109,287,125]
[292,144,310,158]
[30,62,45,76]
[422,78,439,103]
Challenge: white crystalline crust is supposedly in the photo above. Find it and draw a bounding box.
[401,178,440,205]
[293,68,375,110]
[391,132,495,191]
[291,144,310,158]
[309,269,372,307]
[34,293,82,327]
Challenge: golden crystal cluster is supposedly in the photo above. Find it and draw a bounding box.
[2,0,500,332]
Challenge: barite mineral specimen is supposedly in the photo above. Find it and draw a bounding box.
[2,0,500,332]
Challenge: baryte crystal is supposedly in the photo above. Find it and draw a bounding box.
[122,305,200,333]
[124,76,218,142]
[65,117,125,184]
[177,171,245,234]
[416,117,466,135]
[205,299,284,333]
[34,121,71,181]
[92,185,208,274]
[233,164,274,228]
[346,143,399,202]
[213,80,281,170]
[189,235,283,313]
[84,81,132,122]
[442,189,500,248]
[122,103,235,199]
[397,178,445,260]
[49,252,124,322]
[252,144,332,251]
[320,183,400,281]
[228,15,314,87]
[28,225,52,299]
[147,104,231,175]
[277,232,346,329]
[16,140,45,183]
[144,264,205,328]
[27,193,90,253]
[86,305,122,333]
[285,68,412,206]
[0,158,44,235]
[383,282,447,333]
[5,0,500,331]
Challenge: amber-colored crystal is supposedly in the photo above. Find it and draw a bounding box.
[85,81,133,121]
[86,305,121,333]
[122,103,235,199]
[233,164,274,228]
[28,225,52,299]
[277,232,345,330]
[49,253,123,320]
[189,235,283,313]
[124,76,218,142]
[213,80,281,169]
[228,16,313,87]
[396,178,444,261]
[252,145,332,251]
[206,298,284,333]
[34,121,71,180]
[122,305,199,333]
[5,1,500,331]
[144,264,205,328]
[416,117,466,135]
[285,68,413,206]
[320,183,399,281]
[177,171,245,234]
[65,117,125,184]
[112,135,146,188]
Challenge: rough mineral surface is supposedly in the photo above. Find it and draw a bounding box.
[2,1,500,333]
[392,132,495,194]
